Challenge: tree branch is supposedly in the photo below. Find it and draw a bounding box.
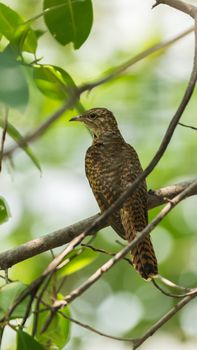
[0,107,8,172]
[3,95,78,159]
[0,233,86,324]
[57,290,197,348]
[153,0,197,17]
[52,180,197,311]
[59,311,134,343]
[0,180,195,270]
[179,122,197,130]
[0,215,99,270]
[79,26,193,92]
[133,291,197,349]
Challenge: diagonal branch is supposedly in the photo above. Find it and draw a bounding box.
[153,0,197,18]
[52,180,197,310]
[58,310,134,343]
[78,26,193,91]
[133,290,197,349]
[179,122,197,130]
[3,95,78,159]
[40,181,197,332]
[0,233,86,324]
[0,107,8,171]
[0,180,196,270]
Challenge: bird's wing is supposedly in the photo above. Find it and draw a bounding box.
[119,144,158,279]
[85,143,125,237]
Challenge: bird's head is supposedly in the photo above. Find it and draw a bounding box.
[70,107,119,138]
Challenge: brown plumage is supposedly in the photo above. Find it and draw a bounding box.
[70,108,158,280]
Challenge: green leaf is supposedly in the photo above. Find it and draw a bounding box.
[17,330,45,350]
[36,303,70,349]
[43,0,93,49]
[0,3,21,40]
[0,282,30,319]
[0,196,10,224]
[13,23,37,54]
[0,119,41,172]
[0,3,37,53]
[57,247,98,278]
[0,48,29,108]
[33,64,76,100]
[33,64,86,113]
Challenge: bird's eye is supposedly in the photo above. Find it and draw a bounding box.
[89,113,97,120]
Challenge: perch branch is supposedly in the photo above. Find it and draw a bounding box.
[52,180,197,310]
[40,181,197,332]
[0,180,195,270]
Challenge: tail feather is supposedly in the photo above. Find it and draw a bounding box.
[120,205,158,280]
[131,235,158,280]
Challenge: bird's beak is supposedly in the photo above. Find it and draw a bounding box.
[69,115,82,122]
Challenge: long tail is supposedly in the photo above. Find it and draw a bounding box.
[120,205,158,280]
[131,235,158,280]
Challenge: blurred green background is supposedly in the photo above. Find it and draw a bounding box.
[1,0,197,349]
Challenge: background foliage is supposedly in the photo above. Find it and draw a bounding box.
[0,0,197,349]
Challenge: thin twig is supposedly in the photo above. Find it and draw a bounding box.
[3,93,79,159]
[32,238,85,336]
[32,274,53,337]
[81,243,133,265]
[153,0,197,18]
[20,292,36,329]
[152,279,196,298]
[79,27,193,91]
[0,106,8,171]
[59,310,134,343]
[133,291,197,349]
[158,275,192,291]
[0,233,85,324]
[57,247,85,270]
[179,122,197,130]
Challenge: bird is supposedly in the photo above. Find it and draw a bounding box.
[70,107,158,280]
